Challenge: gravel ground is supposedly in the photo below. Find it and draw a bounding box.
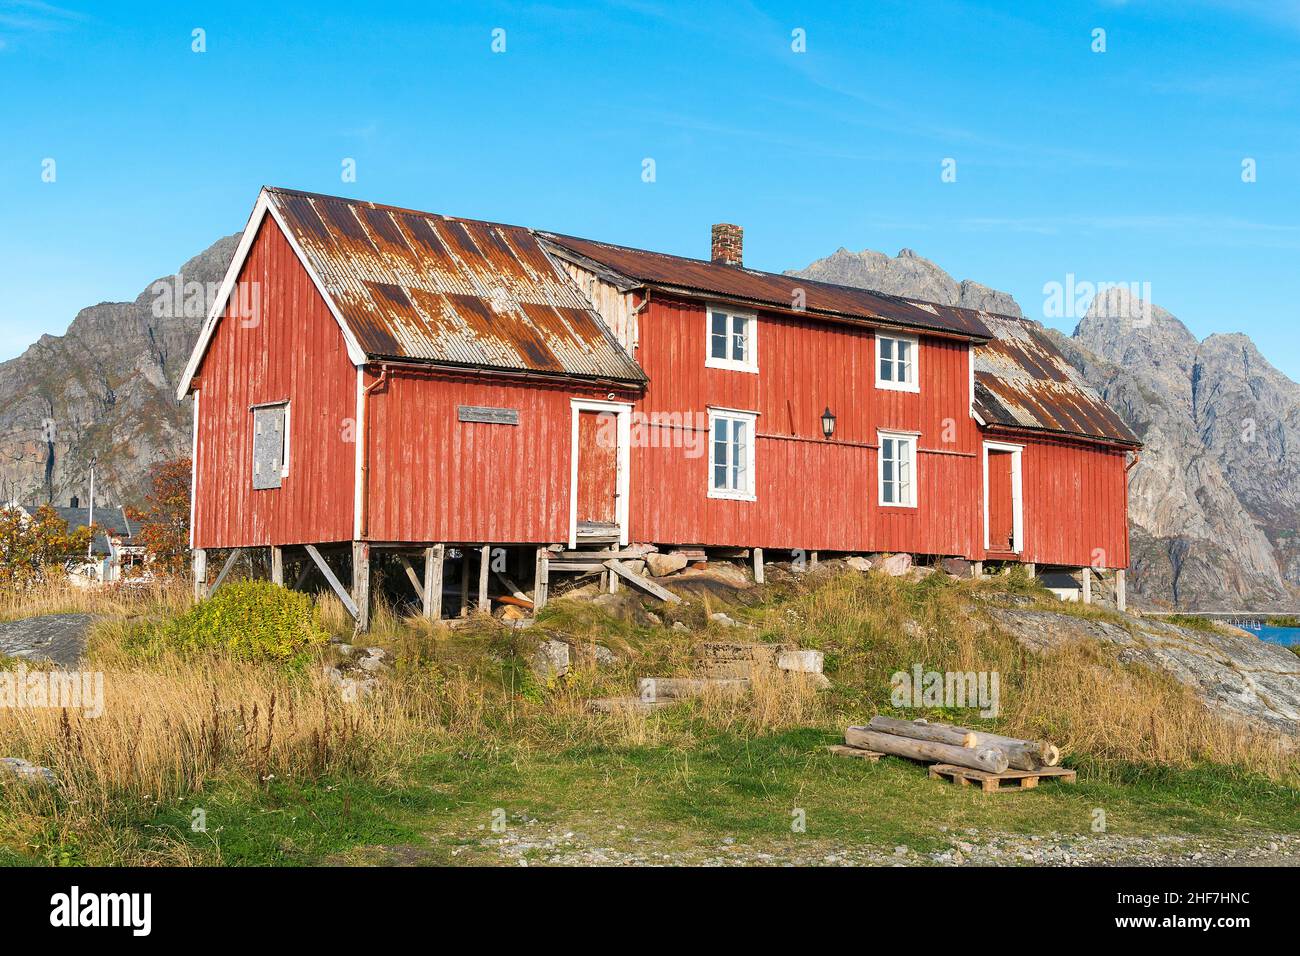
[349,818,1300,867]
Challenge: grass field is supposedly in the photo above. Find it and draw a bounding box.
[1,565,1296,866]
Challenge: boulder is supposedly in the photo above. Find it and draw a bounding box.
[531,639,571,680]
[941,557,973,578]
[645,552,689,577]
[777,649,824,674]
[1,757,55,787]
[846,556,873,572]
[878,553,913,576]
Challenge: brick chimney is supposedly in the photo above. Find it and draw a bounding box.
[711,223,743,267]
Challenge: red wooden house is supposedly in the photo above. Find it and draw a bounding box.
[179,188,1139,626]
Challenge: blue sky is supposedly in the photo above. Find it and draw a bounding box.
[2,0,1299,377]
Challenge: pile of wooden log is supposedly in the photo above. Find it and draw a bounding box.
[840,716,1062,775]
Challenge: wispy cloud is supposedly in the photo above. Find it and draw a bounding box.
[0,0,83,50]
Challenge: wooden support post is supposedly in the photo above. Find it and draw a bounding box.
[478,544,491,614]
[398,554,424,604]
[352,541,371,632]
[971,560,983,580]
[305,544,358,619]
[533,547,549,612]
[1115,568,1127,613]
[1024,562,1036,578]
[809,551,819,570]
[459,548,471,618]
[270,546,284,586]
[753,547,765,584]
[423,544,445,620]
[192,549,207,602]
[1081,566,1092,604]
[209,548,242,597]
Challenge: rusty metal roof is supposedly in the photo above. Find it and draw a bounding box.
[266,188,645,383]
[975,313,1139,446]
[540,234,993,340]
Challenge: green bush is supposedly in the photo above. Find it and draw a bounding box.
[167,581,329,663]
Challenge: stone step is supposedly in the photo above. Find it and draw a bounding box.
[694,641,794,665]
[637,676,750,702]
[696,659,756,679]
[587,696,674,714]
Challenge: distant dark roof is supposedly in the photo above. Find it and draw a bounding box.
[974,314,1139,446]
[18,504,133,556]
[265,188,645,384]
[540,234,993,341]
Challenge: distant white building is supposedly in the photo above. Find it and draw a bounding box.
[7,497,146,584]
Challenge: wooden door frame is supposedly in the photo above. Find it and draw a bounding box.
[982,440,1024,554]
[569,399,632,549]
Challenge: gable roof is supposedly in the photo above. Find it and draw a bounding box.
[540,233,993,341]
[974,313,1139,446]
[177,188,645,398]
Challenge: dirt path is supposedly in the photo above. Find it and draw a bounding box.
[0,614,93,668]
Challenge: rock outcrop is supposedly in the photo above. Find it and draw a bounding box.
[989,607,1300,740]
[0,234,239,507]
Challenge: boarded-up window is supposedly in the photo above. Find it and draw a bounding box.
[252,403,289,490]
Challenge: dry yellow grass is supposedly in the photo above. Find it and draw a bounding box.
[0,575,192,622]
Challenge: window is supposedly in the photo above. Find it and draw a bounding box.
[706,305,757,373]
[708,408,757,500]
[251,402,290,490]
[878,430,917,507]
[875,332,919,392]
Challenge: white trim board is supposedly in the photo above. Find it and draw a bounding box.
[568,399,632,549]
[175,189,368,401]
[982,440,1024,553]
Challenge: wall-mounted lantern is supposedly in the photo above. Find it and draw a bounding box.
[821,406,836,440]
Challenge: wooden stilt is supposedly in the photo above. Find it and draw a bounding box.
[810,550,819,570]
[478,544,491,614]
[305,544,358,619]
[971,560,984,579]
[209,548,242,597]
[270,546,284,586]
[459,548,471,618]
[1081,566,1092,604]
[352,541,371,632]
[423,544,445,620]
[533,546,549,612]
[1115,568,1127,613]
[192,549,207,602]
[1024,562,1036,578]
[753,547,765,584]
[398,554,424,604]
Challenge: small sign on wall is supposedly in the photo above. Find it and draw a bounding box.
[458,405,520,425]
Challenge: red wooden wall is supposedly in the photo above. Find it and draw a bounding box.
[362,367,629,544]
[1014,433,1130,569]
[192,219,357,549]
[626,295,984,555]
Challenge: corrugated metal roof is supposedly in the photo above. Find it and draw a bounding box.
[540,233,993,340]
[266,188,645,383]
[974,313,1139,446]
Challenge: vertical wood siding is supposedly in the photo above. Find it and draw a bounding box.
[363,368,625,543]
[627,295,984,554]
[1015,434,1130,568]
[192,219,357,548]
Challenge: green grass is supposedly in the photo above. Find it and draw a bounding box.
[9,727,1291,866]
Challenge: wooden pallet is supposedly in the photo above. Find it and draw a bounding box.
[928,763,1077,793]
[827,745,884,761]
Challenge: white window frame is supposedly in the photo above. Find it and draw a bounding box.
[875,331,920,393]
[704,304,758,374]
[877,429,919,508]
[707,406,758,501]
[982,440,1024,553]
[251,400,291,489]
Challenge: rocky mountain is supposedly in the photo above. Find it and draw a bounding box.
[0,234,240,508]
[790,249,1300,609]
